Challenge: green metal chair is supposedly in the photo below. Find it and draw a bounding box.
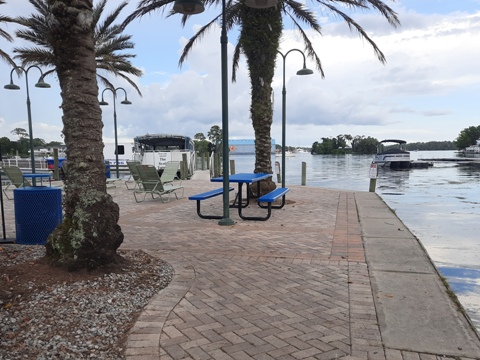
[134,164,184,203]
[160,161,181,185]
[125,160,141,190]
[2,165,31,200]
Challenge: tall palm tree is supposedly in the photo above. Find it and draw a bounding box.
[125,0,400,191]
[43,0,123,269]
[14,0,143,95]
[0,0,17,68]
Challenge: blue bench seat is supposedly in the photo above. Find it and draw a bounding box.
[258,187,289,203]
[189,187,234,219]
[240,187,289,221]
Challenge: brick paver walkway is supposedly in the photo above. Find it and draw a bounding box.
[113,177,475,360]
[2,175,478,359]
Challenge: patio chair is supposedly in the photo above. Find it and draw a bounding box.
[125,160,141,190]
[160,161,181,185]
[134,164,184,203]
[2,165,31,200]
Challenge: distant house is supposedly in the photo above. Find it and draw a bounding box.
[229,139,276,155]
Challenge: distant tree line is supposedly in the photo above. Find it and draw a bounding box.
[0,128,63,157]
[311,134,458,155]
[454,125,480,149]
[193,125,223,156]
[311,135,377,155]
[405,141,455,151]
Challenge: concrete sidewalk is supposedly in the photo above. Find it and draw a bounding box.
[114,174,480,359]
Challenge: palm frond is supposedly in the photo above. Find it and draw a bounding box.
[315,1,389,63]
[13,47,56,67]
[231,42,242,83]
[92,0,108,30]
[357,0,400,27]
[122,0,174,26]
[0,0,14,43]
[97,74,116,92]
[225,0,243,32]
[95,0,128,36]
[0,49,17,68]
[0,28,13,42]
[116,73,142,97]
[14,0,143,96]
[283,0,321,33]
[284,11,325,77]
[179,17,221,66]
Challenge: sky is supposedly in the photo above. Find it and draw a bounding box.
[0,0,480,147]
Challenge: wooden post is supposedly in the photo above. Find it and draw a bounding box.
[230,159,235,175]
[275,161,281,183]
[369,163,378,192]
[301,161,306,186]
[183,153,189,179]
[53,148,59,180]
[214,153,221,177]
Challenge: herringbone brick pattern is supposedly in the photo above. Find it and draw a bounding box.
[116,178,368,359]
[158,256,350,359]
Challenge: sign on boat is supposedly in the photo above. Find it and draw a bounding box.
[132,134,195,177]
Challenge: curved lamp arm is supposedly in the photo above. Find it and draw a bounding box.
[4,65,50,176]
[98,87,132,179]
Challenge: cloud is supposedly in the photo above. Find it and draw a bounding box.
[1,2,480,147]
[422,110,452,117]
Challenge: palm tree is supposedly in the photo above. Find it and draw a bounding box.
[0,0,17,68]
[43,0,123,269]
[125,0,400,191]
[14,0,143,95]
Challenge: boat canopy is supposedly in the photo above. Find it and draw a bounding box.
[379,139,407,145]
[134,134,194,151]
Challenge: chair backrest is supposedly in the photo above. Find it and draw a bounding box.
[127,161,141,181]
[3,165,31,187]
[160,161,180,183]
[136,164,165,192]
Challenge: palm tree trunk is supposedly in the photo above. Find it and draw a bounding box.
[45,0,123,269]
[240,6,282,194]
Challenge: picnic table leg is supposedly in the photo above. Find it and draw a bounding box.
[231,183,249,208]
[196,201,223,220]
[237,183,244,217]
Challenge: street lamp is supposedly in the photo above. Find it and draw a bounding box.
[4,65,51,174]
[174,0,277,226]
[99,87,132,179]
[277,49,313,188]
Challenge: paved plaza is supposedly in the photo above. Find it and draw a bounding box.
[2,172,480,359]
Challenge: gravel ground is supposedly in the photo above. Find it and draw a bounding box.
[0,245,173,359]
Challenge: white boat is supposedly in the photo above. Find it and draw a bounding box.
[276,151,296,157]
[373,139,411,169]
[464,139,480,154]
[132,134,196,177]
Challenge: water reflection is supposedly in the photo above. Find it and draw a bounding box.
[438,266,480,329]
[230,151,480,328]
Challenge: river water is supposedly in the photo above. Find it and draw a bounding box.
[230,151,480,329]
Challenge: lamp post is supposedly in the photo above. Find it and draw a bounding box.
[99,87,132,179]
[174,0,277,225]
[277,49,313,188]
[4,65,51,174]
[0,144,14,243]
